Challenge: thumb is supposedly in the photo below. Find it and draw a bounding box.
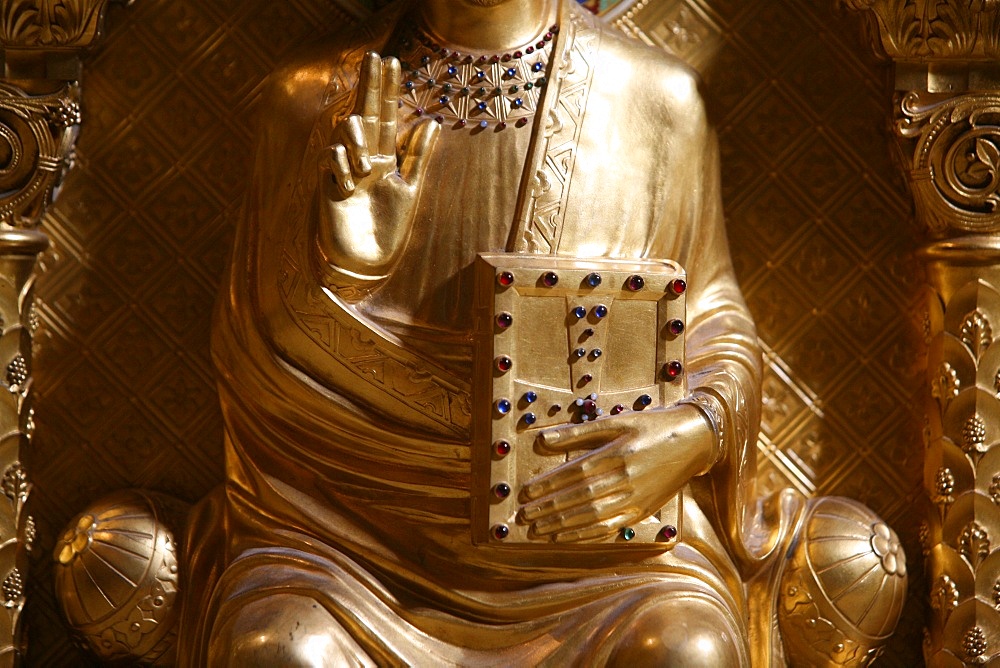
[399,118,440,184]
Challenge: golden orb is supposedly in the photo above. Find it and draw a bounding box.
[778,496,908,667]
[53,489,183,666]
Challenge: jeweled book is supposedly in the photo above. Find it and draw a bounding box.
[472,254,687,547]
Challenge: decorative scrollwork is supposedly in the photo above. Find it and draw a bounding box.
[0,82,80,227]
[897,92,1000,235]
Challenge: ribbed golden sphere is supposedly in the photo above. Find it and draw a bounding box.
[53,490,183,665]
[778,497,907,667]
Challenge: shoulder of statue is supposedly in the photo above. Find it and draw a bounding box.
[592,26,708,130]
[260,5,405,122]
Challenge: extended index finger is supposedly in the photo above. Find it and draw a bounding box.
[536,416,625,453]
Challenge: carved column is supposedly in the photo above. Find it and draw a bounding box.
[0,0,128,663]
[846,1,1000,664]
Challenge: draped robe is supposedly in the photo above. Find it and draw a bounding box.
[177,3,807,665]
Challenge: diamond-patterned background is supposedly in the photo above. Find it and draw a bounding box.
[24,0,924,665]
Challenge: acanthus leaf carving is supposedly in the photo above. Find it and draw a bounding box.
[0,0,130,50]
[847,0,1000,60]
[961,309,994,357]
[932,361,961,407]
[959,520,991,568]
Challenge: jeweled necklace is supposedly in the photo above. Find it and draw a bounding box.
[395,22,560,131]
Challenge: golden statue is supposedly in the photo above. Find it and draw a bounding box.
[51,0,909,665]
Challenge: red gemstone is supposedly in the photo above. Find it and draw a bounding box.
[493,524,510,540]
[668,319,684,336]
[496,356,513,372]
[627,275,645,291]
[526,46,534,54]
[543,271,559,287]
[612,404,625,415]
[581,374,593,384]
[670,278,687,295]
[665,361,683,379]
[517,118,529,127]
[495,440,511,457]
[498,122,507,130]
[660,525,678,540]
[494,482,511,499]
[583,399,597,414]
[502,53,512,61]
[496,312,513,329]
[497,271,514,286]
[545,32,554,40]
[513,50,523,58]
[537,41,546,49]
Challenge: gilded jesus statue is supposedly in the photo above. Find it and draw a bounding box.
[168,1,907,665]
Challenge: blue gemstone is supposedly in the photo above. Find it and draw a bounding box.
[533,62,544,72]
[439,95,450,104]
[591,349,603,358]
[594,305,608,318]
[512,98,523,108]
[638,394,652,407]
[448,65,458,75]
[405,81,414,90]
[506,67,517,77]
[524,391,537,404]
[480,120,489,128]
[422,55,431,64]
[573,306,586,318]
[496,398,512,414]
[477,101,488,110]
[575,348,586,358]
[523,413,537,425]
[476,71,486,80]
[586,273,601,287]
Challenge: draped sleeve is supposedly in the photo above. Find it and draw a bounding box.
[653,77,805,576]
